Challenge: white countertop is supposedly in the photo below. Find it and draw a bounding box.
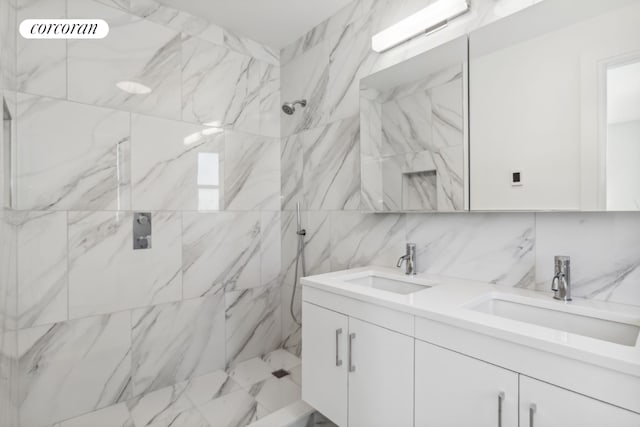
[301,266,640,377]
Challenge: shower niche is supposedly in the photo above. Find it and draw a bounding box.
[360,36,468,212]
[2,96,14,208]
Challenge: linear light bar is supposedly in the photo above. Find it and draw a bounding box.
[372,0,470,53]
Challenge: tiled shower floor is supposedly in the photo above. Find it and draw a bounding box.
[50,349,303,427]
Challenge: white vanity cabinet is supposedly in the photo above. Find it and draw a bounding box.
[348,317,414,427]
[302,302,349,426]
[301,268,640,427]
[302,302,414,427]
[519,376,640,427]
[415,340,519,427]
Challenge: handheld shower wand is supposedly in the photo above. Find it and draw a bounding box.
[290,202,306,326]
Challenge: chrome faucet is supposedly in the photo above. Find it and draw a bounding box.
[396,243,417,276]
[551,256,572,301]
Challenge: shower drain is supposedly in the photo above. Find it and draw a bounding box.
[271,369,290,379]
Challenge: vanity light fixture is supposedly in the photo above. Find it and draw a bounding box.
[371,0,470,53]
[116,80,152,95]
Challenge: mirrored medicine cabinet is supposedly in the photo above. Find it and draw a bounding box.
[360,0,640,212]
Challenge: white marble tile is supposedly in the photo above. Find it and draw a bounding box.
[260,212,281,288]
[280,284,301,358]
[279,23,328,67]
[381,90,433,157]
[131,114,224,211]
[434,145,465,211]
[248,377,300,413]
[279,211,299,289]
[128,0,224,45]
[225,287,281,366]
[0,212,18,332]
[406,213,535,287]
[227,358,273,389]
[380,152,437,211]
[182,37,259,133]
[16,93,131,211]
[279,0,363,66]
[16,0,66,98]
[18,312,132,427]
[259,63,281,138]
[0,210,18,427]
[403,170,437,211]
[131,294,226,396]
[325,15,377,123]
[184,370,241,407]
[126,382,192,427]
[359,89,383,159]
[182,212,261,297]
[58,403,135,427]
[224,132,280,211]
[302,117,360,210]
[281,42,329,137]
[360,157,383,211]
[129,0,208,37]
[67,0,181,119]
[431,76,464,150]
[535,212,640,306]
[196,389,258,427]
[280,133,304,211]
[281,210,331,289]
[223,32,280,66]
[0,0,17,91]
[68,211,181,319]
[262,350,300,372]
[94,0,130,10]
[330,212,405,271]
[305,212,332,276]
[14,211,67,328]
[156,407,210,427]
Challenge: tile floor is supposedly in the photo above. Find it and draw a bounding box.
[50,349,303,427]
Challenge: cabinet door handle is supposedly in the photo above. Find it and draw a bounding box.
[497,392,505,427]
[335,328,343,367]
[348,333,356,372]
[529,404,537,427]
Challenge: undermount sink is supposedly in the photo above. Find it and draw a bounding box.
[345,273,433,295]
[470,296,640,346]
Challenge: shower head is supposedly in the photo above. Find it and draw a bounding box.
[282,99,307,115]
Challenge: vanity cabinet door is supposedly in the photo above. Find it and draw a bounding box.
[347,318,414,427]
[302,302,349,426]
[519,376,640,427]
[415,340,518,427]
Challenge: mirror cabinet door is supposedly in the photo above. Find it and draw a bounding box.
[360,36,469,212]
[469,0,640,211]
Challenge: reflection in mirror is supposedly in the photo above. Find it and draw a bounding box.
[469,0,640,211]
[606,60,640,210]
[360,36,468,212]
[197,152,221,211]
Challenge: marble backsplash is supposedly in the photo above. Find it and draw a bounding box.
[281,210,640,356]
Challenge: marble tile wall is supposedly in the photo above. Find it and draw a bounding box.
[6,0,284,426]
[1,0,19,424]
[279,0,640,356]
